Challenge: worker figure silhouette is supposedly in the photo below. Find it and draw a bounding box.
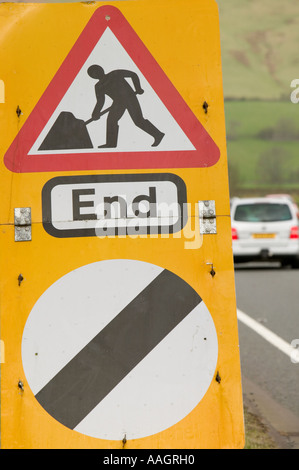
[87,65,165,148]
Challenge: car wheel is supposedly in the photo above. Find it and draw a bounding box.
[290,257,299,269]
[281,259,291,269]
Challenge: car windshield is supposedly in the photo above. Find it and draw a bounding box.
[234,203,292,222]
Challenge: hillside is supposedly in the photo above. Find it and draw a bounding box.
[217,0,299,100]
[215,1,299,201]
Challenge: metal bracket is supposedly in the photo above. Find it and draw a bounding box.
[198,200,216,234]
[14,207,32,242]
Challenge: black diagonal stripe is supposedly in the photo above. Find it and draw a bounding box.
[35,268,202,430]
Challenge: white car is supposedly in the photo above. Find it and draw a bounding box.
[266,193,299,219]
[231,197,299,268]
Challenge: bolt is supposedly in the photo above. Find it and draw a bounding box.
[18,380,24,391]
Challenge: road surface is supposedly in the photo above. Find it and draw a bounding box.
[234,262,299,448]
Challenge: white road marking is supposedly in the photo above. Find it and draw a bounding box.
[237,309,295,360]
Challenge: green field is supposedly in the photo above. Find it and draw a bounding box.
[224,100,299,199]
[225,101,299,138]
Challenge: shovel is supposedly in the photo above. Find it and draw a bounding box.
[85,106,112,126]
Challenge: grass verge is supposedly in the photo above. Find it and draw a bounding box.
[244,406,279,449]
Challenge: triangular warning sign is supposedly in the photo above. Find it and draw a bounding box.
[4,5,220,173]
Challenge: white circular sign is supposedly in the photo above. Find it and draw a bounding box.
[22,259,218,440]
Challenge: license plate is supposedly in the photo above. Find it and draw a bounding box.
[252,233,276,239]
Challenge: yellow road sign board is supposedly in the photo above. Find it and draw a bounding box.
[0,0,244,449]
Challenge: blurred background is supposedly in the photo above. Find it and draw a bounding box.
[217,0,299,204]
